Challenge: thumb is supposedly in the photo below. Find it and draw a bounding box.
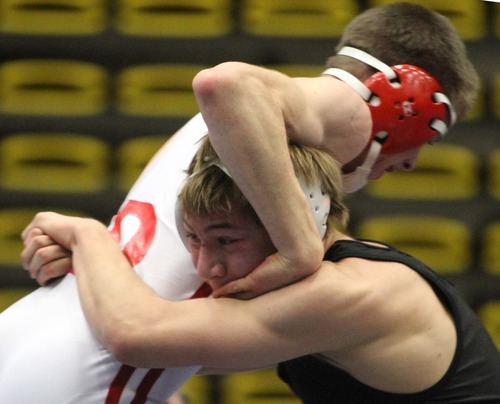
[212,276,258,299]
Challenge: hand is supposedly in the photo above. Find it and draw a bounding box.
[21,212,92,285]
[21,227,73,285]
[211,251,320,300]
[21,211,83,248]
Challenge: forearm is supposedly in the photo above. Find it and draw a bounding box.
[70,220,160,352]
[193,63,324,271]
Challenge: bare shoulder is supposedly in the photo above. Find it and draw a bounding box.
[316,250,458,392]
[326,252,436,310]
[304,255,441,337]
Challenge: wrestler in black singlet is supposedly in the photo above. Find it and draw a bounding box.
[278,240,500,403]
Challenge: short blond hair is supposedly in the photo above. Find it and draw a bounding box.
[179,137,349,237]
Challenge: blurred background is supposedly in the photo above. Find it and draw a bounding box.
[0,0,497,402]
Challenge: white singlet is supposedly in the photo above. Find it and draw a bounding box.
[0,114,209,403]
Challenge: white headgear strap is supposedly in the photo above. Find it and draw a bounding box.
[324,46,456,131]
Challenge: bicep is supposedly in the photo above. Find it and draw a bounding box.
[124,280,331,370]
[283,77,349,150]
[286,76,373,165]
[279,77,328,147]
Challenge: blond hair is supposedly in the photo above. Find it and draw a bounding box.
[179,137,349,237]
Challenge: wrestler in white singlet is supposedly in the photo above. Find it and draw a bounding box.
[0,114,208,404]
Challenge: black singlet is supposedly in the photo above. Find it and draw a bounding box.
[278,240,500,403]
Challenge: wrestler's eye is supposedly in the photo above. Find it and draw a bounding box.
[217,237,237,246]
[186,233,201,245]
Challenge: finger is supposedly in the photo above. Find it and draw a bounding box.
[20,233,58,270]
[36,257,72,286]
[21,227,44,247]
[224,290,258,300]
[26,243,70,276]
[21,216,45,241]
[20,212,58,242]
[212,277,257,299]
[28,245,71,284]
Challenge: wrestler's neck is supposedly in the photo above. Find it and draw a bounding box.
[323,228,353,251]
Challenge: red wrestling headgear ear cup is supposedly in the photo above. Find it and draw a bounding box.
[365,65,450,154]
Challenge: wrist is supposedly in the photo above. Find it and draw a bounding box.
[289,235,324,272]
[72,218,109,250]
[272,185,326,269]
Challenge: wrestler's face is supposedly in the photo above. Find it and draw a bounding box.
[369,145,421,180]
[184,206,276,291]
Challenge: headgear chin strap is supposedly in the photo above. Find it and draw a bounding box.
[175,158,331,249]
[323,46,456,192]
[341,136,384,193]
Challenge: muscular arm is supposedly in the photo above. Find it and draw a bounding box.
[193,62,370,298]
[193,63,324,297]
[21,213,456,393]
[21,213,376,370]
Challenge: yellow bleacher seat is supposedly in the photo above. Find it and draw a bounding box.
[488,149,500,200]
[177,375,213,404]
[0,133,110,192]
[115,0,232,37]
[477,300,500,349]
[117,135,170,190]
[0,59,108,115]
[0,207,87,267]
[0,287,37,312]
[116,64,204,117]
[221,368,300,404]
[367,0,487,41]
[482,222,500,275]
[363,144,480,200]
[356,215,472,275]
[0,0,106,35]
[241,0,359,37]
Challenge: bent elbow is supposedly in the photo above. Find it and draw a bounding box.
[192,62,247,106]
[100,322,142,365]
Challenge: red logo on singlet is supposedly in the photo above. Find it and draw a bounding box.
[109,200,156,266]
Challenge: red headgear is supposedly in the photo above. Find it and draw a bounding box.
[323,47,456,154]
[322,47,456,193]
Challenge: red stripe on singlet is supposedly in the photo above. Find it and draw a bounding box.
[105,364,136,404]
[131,369,165,404]
[190,282,213,299]
[106,282,212,403]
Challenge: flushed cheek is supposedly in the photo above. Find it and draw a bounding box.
[214,253,263,287]
[224,260,255,283]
